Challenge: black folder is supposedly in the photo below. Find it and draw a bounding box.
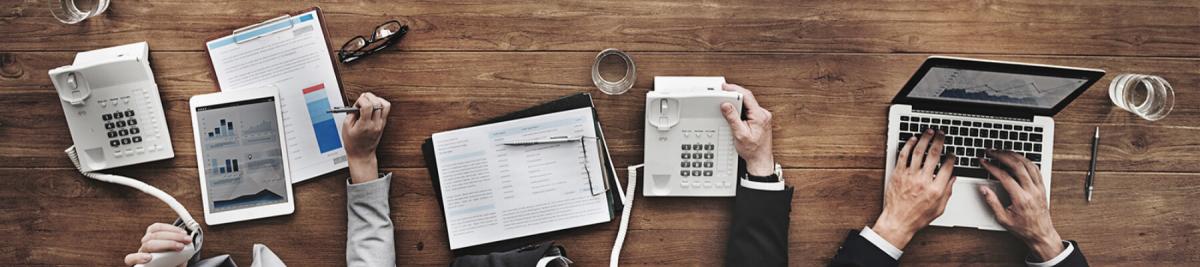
[422,93,623,254]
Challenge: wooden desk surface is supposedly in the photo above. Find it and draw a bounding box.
[3,1,1199,266]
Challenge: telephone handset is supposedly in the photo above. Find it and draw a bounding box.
[50,42,174,171]
[643,77,742,197]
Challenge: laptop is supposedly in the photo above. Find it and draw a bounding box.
[885,56,1104,231]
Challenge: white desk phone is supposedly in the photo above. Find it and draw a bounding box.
[611,76,745,266]
[52,42,199,267]
[643,76,743,197]
[51,42,174,172]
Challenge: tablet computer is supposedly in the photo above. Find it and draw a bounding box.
[190,88,294,225]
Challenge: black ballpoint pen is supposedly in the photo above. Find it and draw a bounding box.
[1086,127,1099,202]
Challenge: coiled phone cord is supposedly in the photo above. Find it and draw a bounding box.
[65,146,202,233]
[610,164,642,267]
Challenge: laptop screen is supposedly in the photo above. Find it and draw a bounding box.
[906,67,1091,109]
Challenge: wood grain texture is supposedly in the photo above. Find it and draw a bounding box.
[2,1,1200,56]
[3,0,1200,266]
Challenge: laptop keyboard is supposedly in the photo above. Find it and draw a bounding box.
[898,115,1045,179]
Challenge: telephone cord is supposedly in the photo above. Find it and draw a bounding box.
[609,164,642,267]
[65,146,201,233]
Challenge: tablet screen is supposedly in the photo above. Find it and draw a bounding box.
[195,96,289,213]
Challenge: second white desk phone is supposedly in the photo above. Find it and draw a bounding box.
[50,42,175,172]
[643,77,742,197]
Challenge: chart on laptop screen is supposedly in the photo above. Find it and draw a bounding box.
[908,67,1089,109]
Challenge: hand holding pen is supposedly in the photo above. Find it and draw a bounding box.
[329,104,384,114]
[340,93,391,184]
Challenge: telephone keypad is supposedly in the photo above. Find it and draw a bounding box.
[680,142,720,179]
[103,108,143,148]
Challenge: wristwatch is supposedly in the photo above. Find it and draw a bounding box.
[744,163,783,183]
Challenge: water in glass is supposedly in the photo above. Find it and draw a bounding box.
[1108,74,1174,121]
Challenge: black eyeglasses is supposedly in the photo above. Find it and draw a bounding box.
[338,21,408,64]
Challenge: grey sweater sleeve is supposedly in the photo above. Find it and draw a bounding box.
[346,173,396,267]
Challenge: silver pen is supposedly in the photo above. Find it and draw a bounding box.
[502,136,583,146]
[327,105,384,114]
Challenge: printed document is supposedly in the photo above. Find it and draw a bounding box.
[205,10,348,183]
[432,107,611,249]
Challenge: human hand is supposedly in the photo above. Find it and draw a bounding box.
[980,150,1064,261]
[123,223,192,267]
[342,92,391,184]
[719,84,775,176]
[872,129,957,249]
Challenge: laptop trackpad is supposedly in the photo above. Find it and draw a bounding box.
[930,177,1008,231]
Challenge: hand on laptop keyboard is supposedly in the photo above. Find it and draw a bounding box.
[872,128,958,250]
[897,115,1045,180]
[979,150,1065,262]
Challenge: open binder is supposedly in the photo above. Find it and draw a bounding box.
[422,93,625,254]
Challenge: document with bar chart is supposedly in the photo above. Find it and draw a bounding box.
[206,9,350,182]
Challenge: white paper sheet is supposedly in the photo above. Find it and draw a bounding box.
[432,107,612,249]
[205,10,348,183]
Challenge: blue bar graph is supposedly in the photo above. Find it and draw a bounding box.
[302,83,343,153]
[207,119,235,138]
[211,158,240,175]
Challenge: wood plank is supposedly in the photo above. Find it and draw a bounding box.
[2,1,1200,56]
[4,168,1198,265]
[2,52,1198,172]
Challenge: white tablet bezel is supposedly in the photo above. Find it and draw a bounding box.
[189,88,294,225]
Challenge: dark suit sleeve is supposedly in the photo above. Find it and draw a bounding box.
[1050,240,1089,267]
[724,185,794,267]
[828,230,899,267]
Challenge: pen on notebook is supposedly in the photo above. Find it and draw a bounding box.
[503,136,583,146]
[1086,127,1099,202]
[327,105,383,114]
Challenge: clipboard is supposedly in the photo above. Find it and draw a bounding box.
[202,6,347,103]
[202,6,353,183]
[422,93,626,255]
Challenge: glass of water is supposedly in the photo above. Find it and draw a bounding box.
[48,0,110,24]
[1109,74,1174,121]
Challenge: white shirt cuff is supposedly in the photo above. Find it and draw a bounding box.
[1026,241,1074,267]
[859,226,903,260]
[739,178,785,191]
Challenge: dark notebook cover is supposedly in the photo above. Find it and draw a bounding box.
[422,93,623,255]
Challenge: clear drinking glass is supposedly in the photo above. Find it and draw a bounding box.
[1109,74,1174,121]
[591,48,635,95]
[48,0,110,24]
